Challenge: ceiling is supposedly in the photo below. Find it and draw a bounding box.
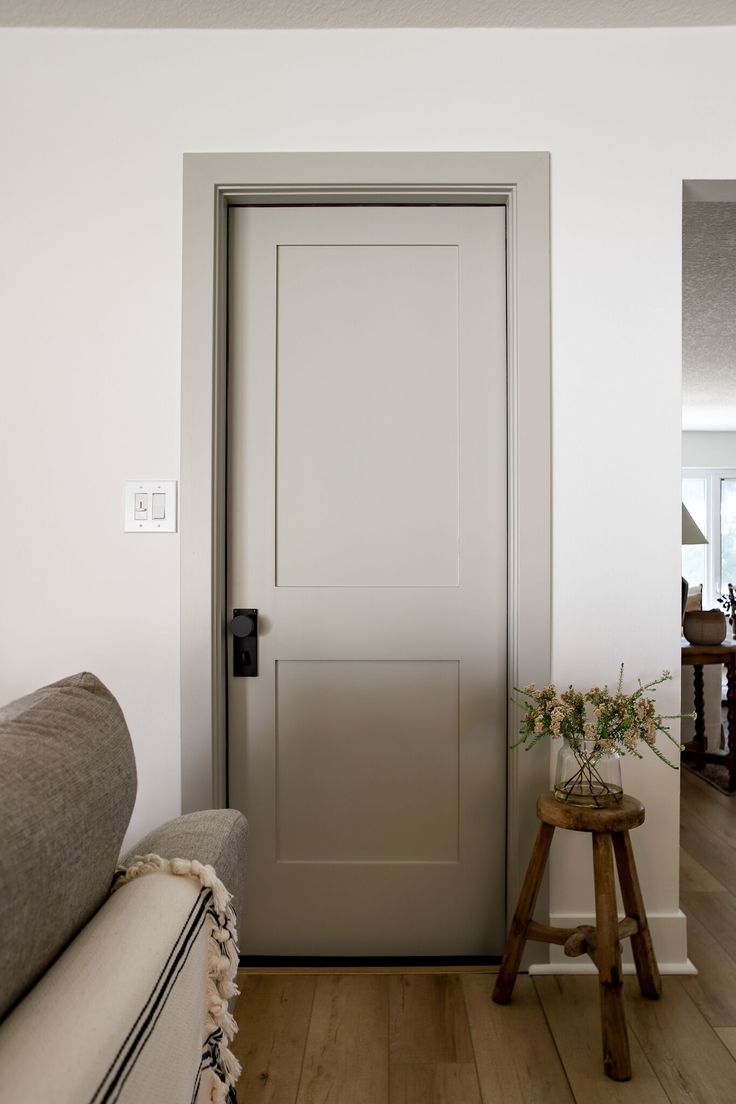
[683,189,736,431]
[2,0,736,29]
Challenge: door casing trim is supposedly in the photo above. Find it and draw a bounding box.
[181,151,552,934]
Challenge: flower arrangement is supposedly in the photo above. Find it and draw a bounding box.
[717,583,736,640]
[513,666,686,806]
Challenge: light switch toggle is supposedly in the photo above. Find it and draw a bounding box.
[135,493,148,520]
[152,493,166,521]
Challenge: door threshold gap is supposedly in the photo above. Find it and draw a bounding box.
[238,955,501,975]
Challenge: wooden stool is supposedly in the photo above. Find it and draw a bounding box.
[492,792,661,1081]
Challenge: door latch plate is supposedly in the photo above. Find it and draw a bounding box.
[231,608,258,677]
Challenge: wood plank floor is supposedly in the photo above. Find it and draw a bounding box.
[232,769,736,1103]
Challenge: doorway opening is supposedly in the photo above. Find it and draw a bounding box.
[681,180,736,793]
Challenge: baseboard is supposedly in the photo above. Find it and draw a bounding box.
[529,960,698,976]
[526,909,695,976]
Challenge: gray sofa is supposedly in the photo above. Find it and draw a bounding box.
[0,672,248,1104]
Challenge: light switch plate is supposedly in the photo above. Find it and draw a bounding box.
[125,481,177,532]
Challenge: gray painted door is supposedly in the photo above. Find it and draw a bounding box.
[227,205,507,955]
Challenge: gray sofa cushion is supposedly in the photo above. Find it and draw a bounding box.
[123,809,248,932]
[0,672,136,1019]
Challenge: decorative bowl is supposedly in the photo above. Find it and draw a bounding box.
[683,609,727,646]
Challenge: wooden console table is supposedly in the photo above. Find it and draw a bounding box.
[681,639,736,792]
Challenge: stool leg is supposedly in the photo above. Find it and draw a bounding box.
[492,821,554,1004]
[612,830,662,999]
[592,833,631,1081]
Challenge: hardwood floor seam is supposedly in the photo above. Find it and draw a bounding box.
[459,978,486,1104]
[672,973,736,1054]
[293,975,318,1104]
[385,974,390,1104]
[530,977,577,1104]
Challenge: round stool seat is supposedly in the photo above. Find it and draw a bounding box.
[536,791,645,833]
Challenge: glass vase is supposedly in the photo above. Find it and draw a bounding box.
[553,736,623,807]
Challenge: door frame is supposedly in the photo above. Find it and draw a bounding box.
[180,151,552,926]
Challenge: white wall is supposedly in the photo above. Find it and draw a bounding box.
[683,431,736,467]
[2,26,735,964]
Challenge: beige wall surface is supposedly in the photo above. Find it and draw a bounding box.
[2,26,735,964]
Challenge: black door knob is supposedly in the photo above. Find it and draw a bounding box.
[231,614,255,638]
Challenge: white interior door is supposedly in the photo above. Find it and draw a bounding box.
[227,205,507,956]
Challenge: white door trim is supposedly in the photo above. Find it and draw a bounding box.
[181,151,552,928]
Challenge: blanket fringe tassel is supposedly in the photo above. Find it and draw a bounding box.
[112,854,242,1103]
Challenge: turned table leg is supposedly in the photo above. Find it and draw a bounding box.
[693,663,706,753]
[612,830,661,999]
[726,656,736,792]
[592,833,631,1081]
[492,821,555,1004]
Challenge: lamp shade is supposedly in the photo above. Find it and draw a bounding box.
[682,502,708,545]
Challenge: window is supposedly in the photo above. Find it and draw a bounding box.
[721,478,736,588]
[682,476,707,593]
[682,468,736,609]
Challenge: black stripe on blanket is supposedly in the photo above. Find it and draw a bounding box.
[90,888,211,1104]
